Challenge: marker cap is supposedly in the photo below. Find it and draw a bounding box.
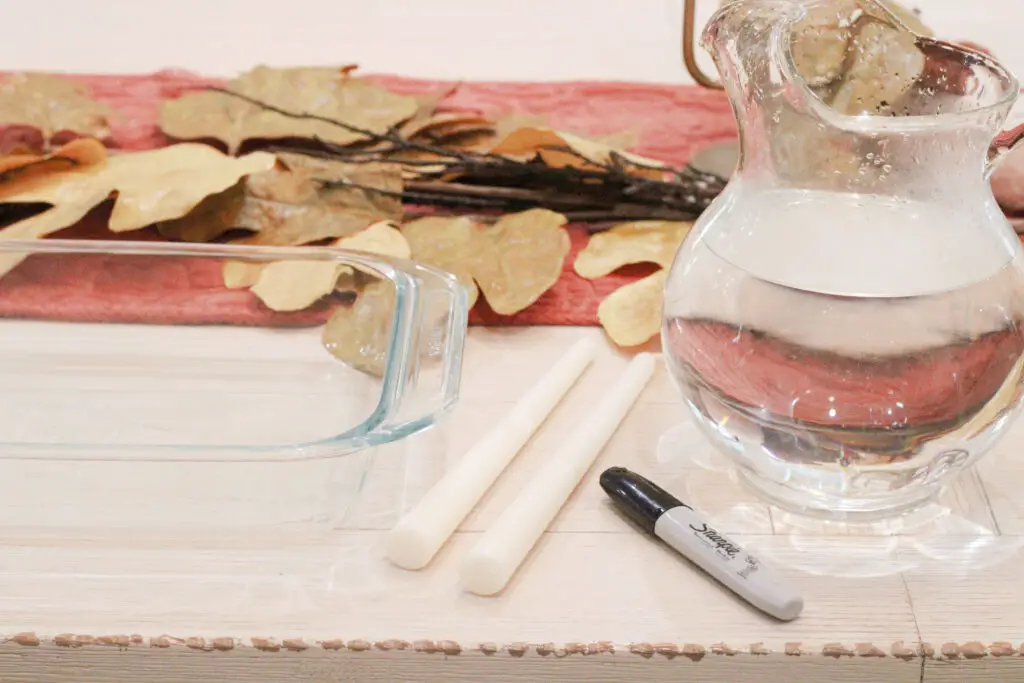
[599,466,688,534]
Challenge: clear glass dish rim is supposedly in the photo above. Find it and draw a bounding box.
[0,237,413,264]
[0,237,469,463]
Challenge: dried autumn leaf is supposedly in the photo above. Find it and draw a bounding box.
[0,73,112,148]
[574,220,692,347]
[402,209,570,316]
[238,166,393,246]
[337,219,410,261]
[401,215,481,308]
[403,112,494,141]
[830,19,926,116]
[322,278,396,376]
[0,138,108,227]
[597,270,668,348]
[432,129,496,152]
[0,137,107,185]
[386,117,496,175]
[791,9,854,87]
[333,219,412,291]
[489,127,666,179]
[286,154,404,231]
[160,66,419,154]
[473,209,570,315]
[393,86,461,138]
[223,260,263,289]
[245,154,403,247]
[203,155,401,292]
[155,181,247,243]
[161,153,403,248]
[791,1,932,114]
[248,221,411,312]
[432,112,635,161]
[0,142,276,277]
[574,220,692,277]
[395,93,444,137]
[249,260,344,312]
[594,129,640,152]
[494,113,549,141]
[325,210,568,374]
[877,0,931,36]
[0,142,274,226]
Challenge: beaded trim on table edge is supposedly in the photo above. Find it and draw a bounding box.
[0,634,1018,661]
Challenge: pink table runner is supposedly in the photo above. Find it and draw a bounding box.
[0,70,739,328]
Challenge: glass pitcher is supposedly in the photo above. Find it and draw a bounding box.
[663,0,1024,518]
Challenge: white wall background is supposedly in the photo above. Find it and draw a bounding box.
[0,0,1019,84]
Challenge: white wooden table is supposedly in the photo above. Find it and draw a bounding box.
[0,326,1019,682]
[1,1,1023,681]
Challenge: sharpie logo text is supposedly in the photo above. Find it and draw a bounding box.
[689,522,742,559]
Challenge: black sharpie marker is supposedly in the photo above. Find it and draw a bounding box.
[600,467,804,622]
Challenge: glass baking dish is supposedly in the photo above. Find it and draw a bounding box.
[0,238,467,532]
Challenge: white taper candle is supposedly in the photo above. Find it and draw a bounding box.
[386,337,600,570]
[460,352,657,596]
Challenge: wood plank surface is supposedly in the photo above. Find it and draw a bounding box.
[0,326,1021,680]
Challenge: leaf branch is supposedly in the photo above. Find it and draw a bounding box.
[210,86,727,223]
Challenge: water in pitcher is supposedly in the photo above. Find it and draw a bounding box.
[670,0,1024,516]
[662,187,1024,514]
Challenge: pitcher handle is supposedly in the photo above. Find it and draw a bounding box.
[988,122,1024,179]
[918,37,1024,179]
[682,0,723,89]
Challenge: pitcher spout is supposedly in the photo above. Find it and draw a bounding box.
[698,0,804,176]
[699,0,898,181]
[702,0,1022,197]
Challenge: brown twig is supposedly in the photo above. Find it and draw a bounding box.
[405,181,601,206]
[209,86,727,221]
[209,86,482,162]
[566,208,698,224]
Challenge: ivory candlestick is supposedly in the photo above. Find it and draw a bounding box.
[460,352,657,596]
[386,337,599,570]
